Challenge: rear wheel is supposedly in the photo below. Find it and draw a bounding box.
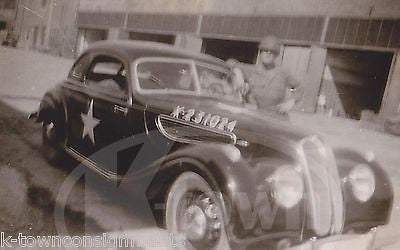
[165,172,230,249]
[42,119,66,164]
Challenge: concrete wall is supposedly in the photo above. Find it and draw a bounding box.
[0,8,15,22]
[15,0,48,49]
[76,28,107,56]
[15,0,78,57]
[48,0,79,57]
[0,0,17,25]
[78,0,400,18]
[382,53,400,118]
[174,34,202,51]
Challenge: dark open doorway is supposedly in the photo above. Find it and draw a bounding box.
[320,49,393,119]
[80,28,108,44]
[0,21,6,30]
[129,32,175,45]
[202,38,259,64]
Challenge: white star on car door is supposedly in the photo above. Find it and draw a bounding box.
[81,99,100,144]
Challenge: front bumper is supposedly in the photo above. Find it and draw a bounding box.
[288,226,394,250]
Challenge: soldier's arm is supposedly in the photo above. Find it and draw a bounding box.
[225,58,255,81]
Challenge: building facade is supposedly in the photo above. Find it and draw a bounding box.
[0,0,17,41]
[13,0,77,56]
[16,0,400,120]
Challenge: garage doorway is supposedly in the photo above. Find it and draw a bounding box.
[0,21,6,30]
[76,28,108,56]
[320,49,393,119]
[202,38,259,64]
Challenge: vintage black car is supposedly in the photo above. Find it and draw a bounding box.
[30,40,393,250]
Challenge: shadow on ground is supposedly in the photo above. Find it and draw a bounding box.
[0,99,160,238]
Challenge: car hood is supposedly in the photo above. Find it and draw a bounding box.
[137,93,317,149]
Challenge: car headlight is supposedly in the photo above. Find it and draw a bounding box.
[349,164,375,202]
[268,166,304,209]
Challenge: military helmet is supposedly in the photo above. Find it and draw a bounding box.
[259,35,281,54]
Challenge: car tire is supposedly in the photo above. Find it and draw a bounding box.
[42,119,66,164]
[165,172,230,250]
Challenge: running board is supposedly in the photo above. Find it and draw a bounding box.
[65,147,123,183]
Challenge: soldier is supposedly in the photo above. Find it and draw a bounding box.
[227,35,303,115]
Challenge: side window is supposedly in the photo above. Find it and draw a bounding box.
[86,55,128,99]
[68,54,90,82]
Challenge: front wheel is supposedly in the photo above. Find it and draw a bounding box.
[165,172,230,250]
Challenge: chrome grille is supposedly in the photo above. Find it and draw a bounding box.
[300,137,333,236]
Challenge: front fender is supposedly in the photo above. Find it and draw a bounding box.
[148,143,258,209]
[333,148,393,233]
[143,143,257,236]
[145,142,305,247]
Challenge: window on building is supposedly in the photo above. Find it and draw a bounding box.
[129,32,175,45]
[41,26,45,45]
[83,28,108,44]
[0,21,6,30]
[4,0,16,9]
[202,39,259,64]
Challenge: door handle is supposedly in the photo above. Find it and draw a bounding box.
[113,105,128,116]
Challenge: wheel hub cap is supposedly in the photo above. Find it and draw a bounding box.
[46,122,55,138]
[183,205,207,241]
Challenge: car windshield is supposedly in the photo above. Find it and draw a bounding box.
[135,59,243,103]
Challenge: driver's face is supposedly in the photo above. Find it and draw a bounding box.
[260,50,278,66]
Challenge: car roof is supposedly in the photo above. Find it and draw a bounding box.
[87,40,227,68]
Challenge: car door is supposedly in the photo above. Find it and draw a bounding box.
[63,51,146,176]
[83,53,145,176]
[64,52,95,156]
